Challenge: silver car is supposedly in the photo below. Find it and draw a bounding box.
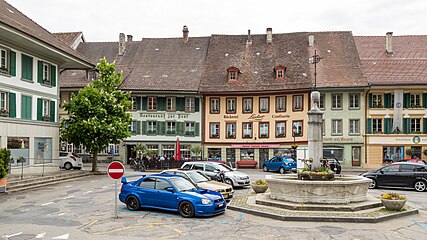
[180,161,250,188]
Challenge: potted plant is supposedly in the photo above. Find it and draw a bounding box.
[0,108,9,117]
[406,148,414,157]
[380,192,406,211]
[423,149,427,157]
[251,179,268,193]
[298,166,335,181]
[0,148,11,193]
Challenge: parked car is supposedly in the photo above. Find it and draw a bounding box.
[59,152,82,170]
[180,161,250,188]
[361,162,427,192]
[161,169,234,200]
[324,158,342,174]
[119,174,226,217]
[262,156,296,174]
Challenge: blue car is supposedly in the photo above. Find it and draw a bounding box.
[262,156,297,174]
[119,174,226,217]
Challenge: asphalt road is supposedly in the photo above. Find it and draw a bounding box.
[1,169,427,239]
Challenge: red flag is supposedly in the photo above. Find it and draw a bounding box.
[175,137,182,161]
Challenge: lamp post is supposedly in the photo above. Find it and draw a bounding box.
[292,124,298,160]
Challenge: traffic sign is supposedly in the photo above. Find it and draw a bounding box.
[107,161,125,180]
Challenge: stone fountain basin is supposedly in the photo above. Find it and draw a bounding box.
[266,174,372,204]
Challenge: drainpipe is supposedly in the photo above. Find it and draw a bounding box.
[364,86,371,167]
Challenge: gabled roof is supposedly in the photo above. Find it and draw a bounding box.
[0,0,93,68]
[53,31,84,49]
[354,35,427,85]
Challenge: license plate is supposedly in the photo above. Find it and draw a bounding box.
[219,203,224,207]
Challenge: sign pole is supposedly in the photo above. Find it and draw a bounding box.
[114,179,118,219]
[107,161,125,219]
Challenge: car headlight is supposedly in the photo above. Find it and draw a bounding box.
[240,176,248,180]
[201,199,212,205]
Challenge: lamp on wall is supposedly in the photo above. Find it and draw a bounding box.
[291,124,298,160]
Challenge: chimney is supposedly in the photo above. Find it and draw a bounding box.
[308,34,315,46]
[246,29,252,45]
[386,32,393,54]
[119,33,126,55]
[127,35,133,42]
[183,25,189,44]
[266,28,273,44]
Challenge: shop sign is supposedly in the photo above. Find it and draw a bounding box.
[413,136,421,144]
[323,137,355,142]
[231,144,280,148]
[272,114,290,118]
[139,113,189,120]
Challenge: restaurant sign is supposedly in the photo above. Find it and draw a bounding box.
[231,144,280,148]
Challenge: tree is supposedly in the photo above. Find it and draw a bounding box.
[190,145,202,160]
[131,143,146,160]
[60,58,132,172]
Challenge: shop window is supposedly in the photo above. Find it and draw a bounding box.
[208,148,222,161]
[383,146,403,162]
[226,148,236,166]
[7,137,30,166]
[240,148,254,160]
[323,147,343,162]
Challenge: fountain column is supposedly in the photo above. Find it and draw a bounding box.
[308,91,323,169]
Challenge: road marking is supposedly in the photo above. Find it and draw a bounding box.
[35,232,46,238]
[161,229,182,239]
[63,195,74,200]
[84,190,93,194]
[52,233,69,239]
[410,218,427,232]
[93,223,166,235]
[64,185,72,188]
[2,232,22,238]
[102,186,107,189]
[58,212,66,216]
[41,202,54,206]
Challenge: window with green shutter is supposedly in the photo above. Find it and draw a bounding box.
[403,118,410,134]
[8,92,16,118]
[384,118,391,134]
[136,96,142,110]
[141,97,147,111]
[195,98,200,112]
[136,121,141,134]
[21,95,32,120]
[423,118,427,134]
[384,93,392,108]
[50,101,55,122]
[366,118,372,134]
[157,97,166,111]
[423,93,427,108]
[37,60,54,86]
[37,98,42,120]
[21,54,33,81]
[195,122,200,136]
[176,97,185,111]
[51,65,56,87]
[403,93,410,108]
[9,50,16,76]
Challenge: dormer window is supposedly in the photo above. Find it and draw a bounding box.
[227,67,240,82]
[274,65,286,80]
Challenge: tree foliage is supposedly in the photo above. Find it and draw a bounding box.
[60,58,132,171]
[190,145,202,160]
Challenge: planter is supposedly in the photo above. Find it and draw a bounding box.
[0,177,7,193]
[381,198,406,211]
[251,184,268,193]
[298,173,335,181]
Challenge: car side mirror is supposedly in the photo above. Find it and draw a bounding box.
[379,170,384,174]
[214,169,220,173]
[166,187,175,193]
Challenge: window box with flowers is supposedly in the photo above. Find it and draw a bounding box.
[42,115,50,122]
[380,193,406,211]
[243,134,252,139]
[0,109,9,117]
[210,134,219,139]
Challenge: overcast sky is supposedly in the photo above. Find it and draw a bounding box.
[6,0,427,42]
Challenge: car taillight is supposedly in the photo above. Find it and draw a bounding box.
[70,156,77,161]
[120,185,123,192]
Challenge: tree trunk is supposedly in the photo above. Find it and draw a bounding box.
[92,152,98,172]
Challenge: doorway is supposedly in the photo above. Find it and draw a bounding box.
[351,146,361,166]
[259,149,269,169]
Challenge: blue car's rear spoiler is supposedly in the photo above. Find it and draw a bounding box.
[121,174,146,184]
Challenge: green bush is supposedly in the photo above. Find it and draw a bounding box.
[252,179,268,185]
[0,148,11,178]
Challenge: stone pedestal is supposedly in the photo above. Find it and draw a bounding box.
[308,91,324,169]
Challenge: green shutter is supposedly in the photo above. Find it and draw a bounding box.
[368,93,372,108]
[177,97,185,111]
[21,55,33,81]
[137,121,141,134]
[9,51,16,76]
[136,97,142,110]
[51,65,56,87]
[141,97,147,111]
[21,95,32,120]
[423,118,427,134]
[159,121,166,135]
[50,101,55,122]
[403,118,410,134]
[141,121,147,134]
[403,93,410,108]
[8,92,16,118]
[384,118,391,134]
[37,98,42,120]
[195,122,200,136]
[195,98,200,112]
[423,93,427,108]
[177,122,184,135]
[37,61,43,83]
[367,118,372,134]
[158,97,166,111]
[384,93,391,108]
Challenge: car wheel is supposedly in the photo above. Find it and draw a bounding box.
[64,162,72,170]
[126,195,140,211]
[263,165,269,172]
[368,178,377,189]
[335,169,341,174]
[414,180,427,192]
[224,178,234,187]
[279,167,285,174]
[179,201,195,218]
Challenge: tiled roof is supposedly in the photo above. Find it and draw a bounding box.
[0,0,93,67]
[354,35,427,85]
[53,32,82,48]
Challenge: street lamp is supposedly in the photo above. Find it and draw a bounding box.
[291,124,298,160]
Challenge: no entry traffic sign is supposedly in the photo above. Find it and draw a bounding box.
[107,161,125,180]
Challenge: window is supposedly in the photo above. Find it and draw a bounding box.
[331,94,342,109]
[319,94,325,109]
[21,54,33,81]
[242,123,252,138]
[349,119,360,135]
[259,122,269,138]
[226,98,236,114]
[276,121,286,137]
[166,122,176,134]
[0,91,7,112]
[332,119,343,135]
[155,179,172,190]
[391,94,394,108]
[410,94,421,108]
[293,121,303,136]
[275,65,286,80]
[210,123,219,138]
[240,148,254,160]
[227,67,239,81]
[349,94,360,109]
[148,97,156,110]
[293,95,303,111]
[7,137,29,166]
[226,148,236,164]
[167,97,176,111]
[130,97,137,110]
[372,94,382,108]
[381,165,399,172]
[185,122,195,135]
[0,49,7,72]
[400,164,416,172]
[411,118,421,133]
[276,96,286,112]
[259,97,269,113]
[130,121,138,135]
[226,123,236,139]
[277,69,284,79]
[147,121,157,134]
[205,164,217,172]
[229,71,236,80]
[21,95,32,120]
[42,63,50,83]
[181,145,191,160]
[42,99,49,117]
[208,148,221,161]
[242,98,253,113]
[373,118,382,133]
[383,146,403,162]
[210,98,220,114]
[139,178,156,188]
[185,97,195,112]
